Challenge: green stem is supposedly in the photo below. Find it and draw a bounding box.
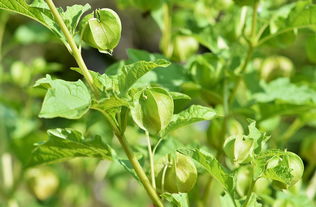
[116,132,164,207]
[228,1,259,103]
[242,180,255,207]
[0,12,8,63]
[44,0,97,95]
[279,118,303,142]
[146,131,156,190]
[161,3,172,57]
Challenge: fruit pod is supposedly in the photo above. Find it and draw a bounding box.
[265,152,304,188]
[26,167,59,200]
[131,87,174,135]
[223,135,254,164]
[189,53,223,90]
[81,9,121,54]
[155,152,197,193]
[172,35,199,62]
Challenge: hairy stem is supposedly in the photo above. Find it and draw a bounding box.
[44,0,97,95]
[116,132,164,207]
[146,131,156,189]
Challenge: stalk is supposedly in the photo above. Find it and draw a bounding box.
[116,132,164,207]
[44,0,97,95]
[146,131,156,189]
[44,1,163,206]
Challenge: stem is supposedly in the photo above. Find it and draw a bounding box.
[161,3,172,57]
[146,131,156,189]
[44,0,97,95]
[279,118,303,142]
[242,180,255,207]
[116,133,164,207]
[228,1,259,103]
[0,12,8,63]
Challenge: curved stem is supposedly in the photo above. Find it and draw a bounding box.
[44,0,98,95]
[146,131,156,190]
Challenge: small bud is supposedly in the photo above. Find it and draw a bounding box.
[82,9,121,54]
[131,87,174,135]
[155,152,197,193]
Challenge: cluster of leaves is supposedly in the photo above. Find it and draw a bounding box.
[0,0,316,207]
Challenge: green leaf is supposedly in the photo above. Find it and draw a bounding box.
[254,78,316,105]
[0,0,51,27]
[117,59,170,96]
[169,92,191,101]
[0,0,65,41]
[161,105,216,136]
[92,97,128,112]
[259,1,316,45]
[183,149,235,193]
[35,75,91,119]
[28,128,113,167]
[61,4,91,35]
[161,193,189,207]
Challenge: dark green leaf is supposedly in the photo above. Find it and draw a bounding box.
[28,128,113,167]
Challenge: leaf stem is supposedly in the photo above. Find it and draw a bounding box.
[116,132,164,207]
[44,0,97,95]
[146,131,156,189]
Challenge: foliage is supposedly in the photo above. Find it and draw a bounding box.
[0,0,316,207]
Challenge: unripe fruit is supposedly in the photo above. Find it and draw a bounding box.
[131,87,174,135]
[265,152,304,187]
[82,9,121,54]
[223,135,254,164]
[26,167,59,200]
[190,53,223,89]
[172,35,199,62]
[155,153,197,193]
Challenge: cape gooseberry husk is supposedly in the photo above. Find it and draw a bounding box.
[172,35,199,62]
[82,8,121,54]
[131,87,174,135]
[26,167,59,200]
[265,152,304,187]
[155,153,197,193]
[223,135,254,164]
